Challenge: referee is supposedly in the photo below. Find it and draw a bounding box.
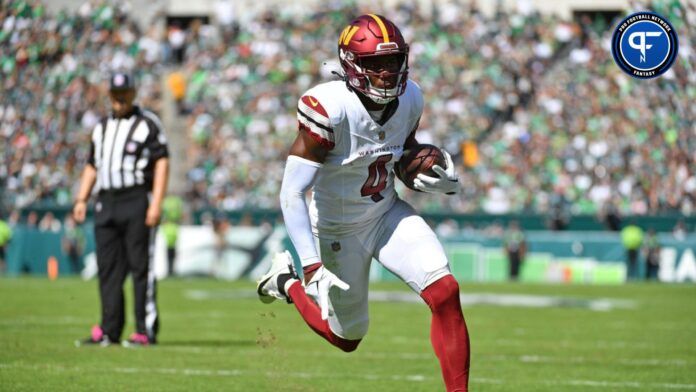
[73,72,169,347]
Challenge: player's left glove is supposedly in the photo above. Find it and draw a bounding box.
[304,264,350,320]
[413,150,460,195]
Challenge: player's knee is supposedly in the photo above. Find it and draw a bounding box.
[334,337,361,353]
[338,320,368,341]
[421,274,460,311]
[330,319,367,352]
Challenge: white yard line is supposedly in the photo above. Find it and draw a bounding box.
[1,362,694,390]
[0,362,431,382]
[151,345,690,368]
[559,379,696,390]
[515,354,688,367]
[482,338,657,349]
[185,289,636,311]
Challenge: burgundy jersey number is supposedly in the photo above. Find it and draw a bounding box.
[360,154,392,202]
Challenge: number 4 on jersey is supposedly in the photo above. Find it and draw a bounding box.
[360,154,392,202]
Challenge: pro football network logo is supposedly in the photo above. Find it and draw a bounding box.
[611,12,678,79]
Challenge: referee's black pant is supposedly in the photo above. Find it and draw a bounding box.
[95,186,159,342]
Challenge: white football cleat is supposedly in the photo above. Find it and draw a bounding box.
[257,251,298,304]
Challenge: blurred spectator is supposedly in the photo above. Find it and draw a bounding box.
[2,0,695,220]
[162,195,183,276]
[161,219,179,277]
[0,215,12,273]
[211,213,230,276]
[38,211,61,233]
[26,211,38,228]
[548,190,571,230]
[1,0,163,213]
[643,228,661,281]
[213,0,238,41]
[62,215,86,273]
[162,195,185,223]
[168,24,187,64]
[436,218,460,237]
[8,211,20,227]
[672,219,687,241]
[483,220,505,237]
[167,71,187,114]
[601,200,623,232]
[621,222,643,281]
[503,220,527,281]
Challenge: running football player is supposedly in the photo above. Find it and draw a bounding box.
[258,14,469,391]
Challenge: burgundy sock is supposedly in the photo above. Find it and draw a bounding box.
[421,275,470,392]
[287,281,360,352]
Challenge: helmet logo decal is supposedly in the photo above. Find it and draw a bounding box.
[367,14,390,43]
[338,26,350,45]
[339,25,360,46]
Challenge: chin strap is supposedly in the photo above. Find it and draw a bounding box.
[366,90,396,104]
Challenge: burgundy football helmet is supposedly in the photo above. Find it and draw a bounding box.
[338,14,409,104]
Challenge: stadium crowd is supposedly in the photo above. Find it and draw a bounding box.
[1,0,694,220]
[0,0,164,211]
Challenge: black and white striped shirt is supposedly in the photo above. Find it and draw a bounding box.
[88,106,169,191]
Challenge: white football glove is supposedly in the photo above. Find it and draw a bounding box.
[304,265,350,320]
[413,150,460,195]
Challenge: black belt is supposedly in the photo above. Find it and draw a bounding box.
[98,185,149,197]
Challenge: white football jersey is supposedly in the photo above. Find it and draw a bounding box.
[296,79,424,234]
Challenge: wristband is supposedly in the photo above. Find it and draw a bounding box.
[303,263,322,274]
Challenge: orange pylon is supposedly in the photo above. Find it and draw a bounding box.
[47,256,58,281]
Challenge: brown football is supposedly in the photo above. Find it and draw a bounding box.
[396,144,446,191]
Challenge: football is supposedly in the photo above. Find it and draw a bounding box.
[396,144,446,191]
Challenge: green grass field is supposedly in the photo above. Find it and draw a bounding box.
[1,278,695,391]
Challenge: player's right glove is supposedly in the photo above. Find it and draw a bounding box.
[413,150,460,195]
[303,263,350,320]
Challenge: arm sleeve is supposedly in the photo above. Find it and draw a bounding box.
[87,120,103,167]
[297,95,335,150]
[87,139,95,167]
[143,112,169,161]
[279,155,322,267]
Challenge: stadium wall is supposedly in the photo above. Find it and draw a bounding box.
[17,205,696,232]
[5,225,695,284]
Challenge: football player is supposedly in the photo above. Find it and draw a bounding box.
[258,14,469,391]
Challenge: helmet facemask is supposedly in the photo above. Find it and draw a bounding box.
[340,43,409,104]
[358,49,408,104]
